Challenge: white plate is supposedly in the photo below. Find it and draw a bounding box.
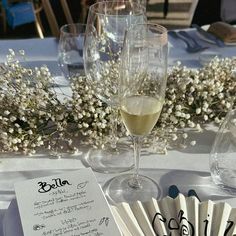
[197,25,236,46]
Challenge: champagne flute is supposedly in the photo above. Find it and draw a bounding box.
[83,1,146,173]
[104,23,168,203]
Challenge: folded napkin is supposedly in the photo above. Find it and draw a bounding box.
[207,21,236,43]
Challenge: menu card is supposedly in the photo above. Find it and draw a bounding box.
[14,168,121,236]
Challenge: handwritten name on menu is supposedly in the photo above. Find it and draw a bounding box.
[14,168,121,236]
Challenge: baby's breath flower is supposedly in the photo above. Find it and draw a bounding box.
[0,50,236,155]
[171,134,178,141]
[190,141,196,146]
[196,108,201,114]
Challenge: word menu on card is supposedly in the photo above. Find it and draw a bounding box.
[14,168,121,236]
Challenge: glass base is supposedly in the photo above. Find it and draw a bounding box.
[211,169,236,195]
[103,173,161,204]
[83,143,134,173]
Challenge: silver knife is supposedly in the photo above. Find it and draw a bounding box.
[192,24,225,47]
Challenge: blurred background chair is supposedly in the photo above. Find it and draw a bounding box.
[192,0,221,26]
[221,0,236,24]
[147,0,199,29]
[0,2,6,32]
[1,0,44,38]
[41,0,73,38]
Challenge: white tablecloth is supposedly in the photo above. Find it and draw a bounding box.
[1,31,236,234]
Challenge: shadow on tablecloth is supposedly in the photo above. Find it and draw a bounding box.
[139,168,236,203]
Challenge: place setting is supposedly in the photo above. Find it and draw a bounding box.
[194,22,236,46]
[168,21,236,69]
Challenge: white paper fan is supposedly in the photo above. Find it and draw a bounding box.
[111,194,236,235]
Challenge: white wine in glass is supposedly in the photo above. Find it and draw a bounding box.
[104,23,168,203]
[120,95,163,136]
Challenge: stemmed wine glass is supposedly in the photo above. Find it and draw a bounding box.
[48,23,86,157]
[210,109,236,193]
[104,23,168,203]
[83,1,146,173]
[58,23,86,81]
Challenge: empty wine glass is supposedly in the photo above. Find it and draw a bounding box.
[103,23,168,204]
[58,23,86,81]
[210,109,236,194]
[83,1,146,173]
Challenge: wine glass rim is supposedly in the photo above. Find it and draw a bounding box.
[127,23,168,34]
[60,23,87,35]
[89,1,144,16]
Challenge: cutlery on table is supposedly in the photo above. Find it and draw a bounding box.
[168,31,208,53]
[178,31,208,50]
[192,24,225,47]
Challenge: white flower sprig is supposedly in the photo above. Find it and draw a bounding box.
[151,58,236,152]
[0,49,236,155]
[0,50,111,154]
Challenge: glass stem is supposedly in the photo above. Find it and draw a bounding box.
[129,135,143,189]
[109,105,118,149]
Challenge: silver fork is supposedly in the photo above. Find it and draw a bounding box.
[179,31,209,50]
[169,31,208,53]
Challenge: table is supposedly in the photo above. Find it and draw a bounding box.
[1,31,236,234]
